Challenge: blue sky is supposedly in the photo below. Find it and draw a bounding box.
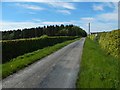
[1,1,118,33]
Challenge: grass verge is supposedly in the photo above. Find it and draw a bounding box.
[1,38,80,79]
[76,38,119,88]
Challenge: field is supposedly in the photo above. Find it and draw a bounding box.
[76,38,119,88]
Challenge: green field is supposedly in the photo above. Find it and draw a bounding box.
[1,38,80,79]
[76,38,119,88]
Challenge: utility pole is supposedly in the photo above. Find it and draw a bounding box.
[88,23,90,35]
[88,23,91,37]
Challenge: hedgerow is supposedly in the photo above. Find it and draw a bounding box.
[2,36,78,63]
[91,30,120,59]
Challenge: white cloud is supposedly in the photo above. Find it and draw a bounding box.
[80,17,95,22]
[93,4,104,11]
[77,2,118,33]
[16,3,45,10]
[32,19,42,22]
[79,12,118,33]
[90,21,117,32]
[97,12,118,22]
[95,2,118,22]
[16,2,75,15]
[57,10,71,15]
[46,2,75,15]
[93,2,118,11]
[90,2,118,32]
[47,2,76,10]
[42,21,74,25]
[1,21,44,31]
[80,16,117,33]
[104,2,114,8]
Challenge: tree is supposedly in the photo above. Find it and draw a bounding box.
[2,24,87,40]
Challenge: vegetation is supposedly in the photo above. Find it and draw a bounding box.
[76,38,119,88]
[2,24,87,40]
[90,30,120,58]
[1,24,87,79]
[98,30,120,59]
[1,38,80,79]
[2,24,87,64]
[2,36,78,63]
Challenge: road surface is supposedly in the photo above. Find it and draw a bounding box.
[2,38,85,88]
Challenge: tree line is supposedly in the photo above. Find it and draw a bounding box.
[2,24,87,40]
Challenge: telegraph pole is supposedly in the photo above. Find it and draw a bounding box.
[89,23,90,35]
[88,23,91,37]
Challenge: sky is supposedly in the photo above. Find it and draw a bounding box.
[1,0,118,33]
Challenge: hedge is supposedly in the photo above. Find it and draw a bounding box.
[2,36,78,63]
[91,30,120,59]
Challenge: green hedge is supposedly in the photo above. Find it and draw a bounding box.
[2,36,78,63]
[93,30,120,58]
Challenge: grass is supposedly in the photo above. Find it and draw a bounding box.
[76,38,119,88]
[1,38,80,79]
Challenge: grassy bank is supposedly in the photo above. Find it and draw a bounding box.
[1,38,80,79]
[76,38,119,88]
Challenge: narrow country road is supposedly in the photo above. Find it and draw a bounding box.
[2,38,85,88]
